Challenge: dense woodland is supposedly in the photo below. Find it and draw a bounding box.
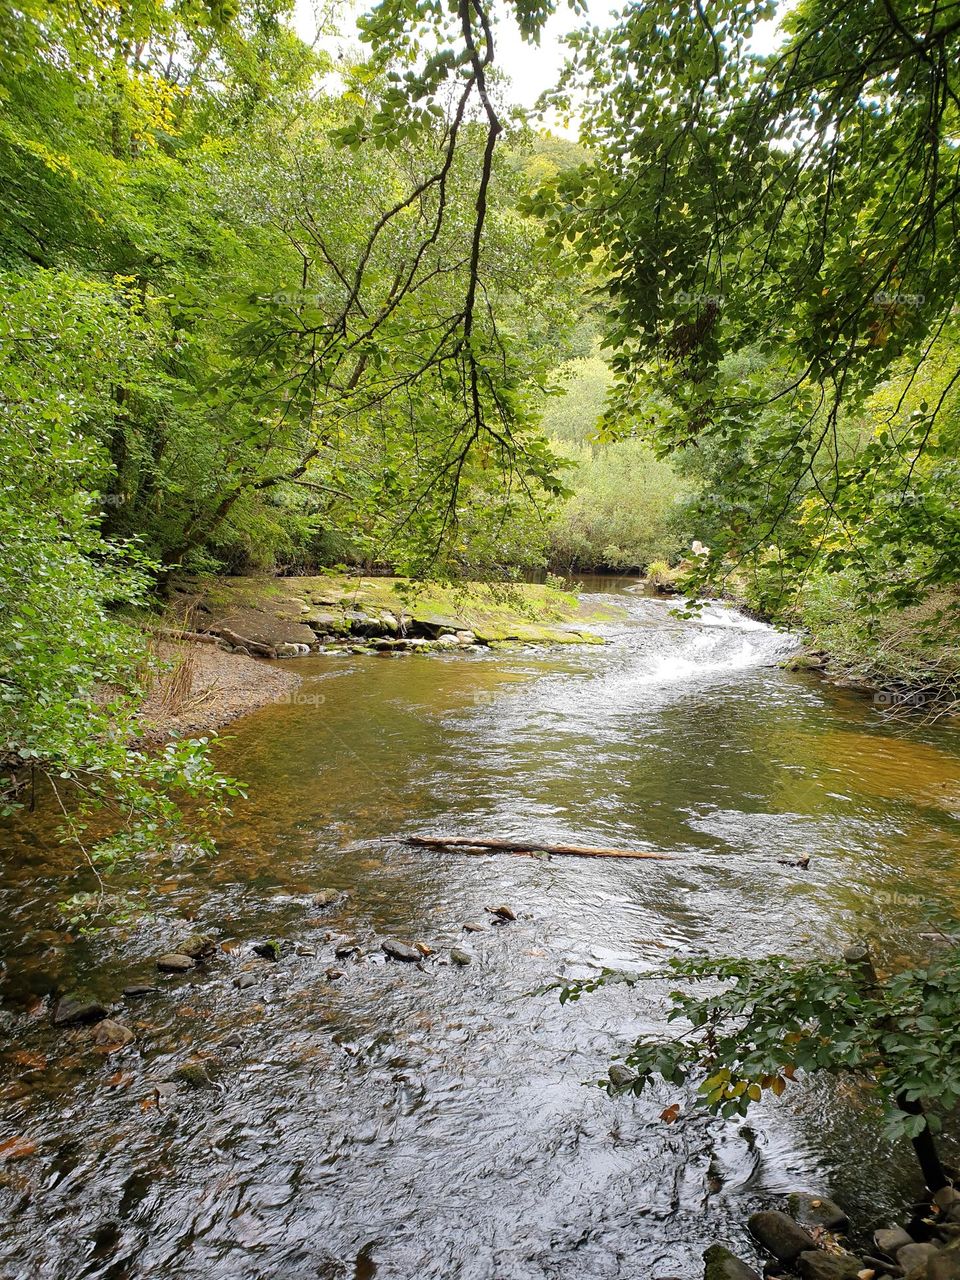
[2,0,960,858]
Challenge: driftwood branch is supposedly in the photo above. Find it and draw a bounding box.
[407,835,672,861]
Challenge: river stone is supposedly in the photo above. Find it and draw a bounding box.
[463,921,486,933]
[608,1064,638,1088]
[179,934,216,960]
[311,889,344,908]
[252,940,283,961]
[123,984,157,999]
[702,1244,762,1280]
[382,939,421,963]
[52,995,108,1027]
[789,1193,850,1234]
[749,1211,817,1263]
[876,1228,915,1258]
[928,1250,960,1280]
[334,938,361,959]
[486,904,517,921]
[898,1244,942,1275]
[93,1019,135,1050]
[450,948,473,966]
[156,953,195,972]
[796,1252,866,1280]
[233,972,256,990]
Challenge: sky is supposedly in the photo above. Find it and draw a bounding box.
[293,0,619,110]
[293,0,787,117]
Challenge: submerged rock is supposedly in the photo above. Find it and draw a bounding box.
[179,935,216,960]
[93,1019,135,1050]
[381,939,421,963]
[462,921,486,933]
[748,1211,817,1263]
[156,953,195,973]
[122,985,157,999]
[311,889,344,909]
[171,1059,224,1089]
[52,995,108,1027]
[449,948,473,966]
[702,1244,761,1280]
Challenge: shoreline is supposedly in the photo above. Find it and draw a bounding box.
[135,641,301,744]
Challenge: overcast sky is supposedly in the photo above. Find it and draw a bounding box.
[293,0,786,116]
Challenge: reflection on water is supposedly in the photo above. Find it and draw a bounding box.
[2,579,960,1278]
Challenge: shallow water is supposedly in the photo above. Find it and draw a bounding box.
[3,579,960,1279]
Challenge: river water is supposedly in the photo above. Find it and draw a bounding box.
[2,579,960,1279]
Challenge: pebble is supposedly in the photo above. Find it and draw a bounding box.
[325,967,345,980]
[450,948,473,966]
[462,921,486,933]
[233,973,256,990]
[220,1032,243,1049]
[414,942,434,957]
[334,938,361,959]
[156,954,195,973]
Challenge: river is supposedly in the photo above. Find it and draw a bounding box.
[2,578,960,1278]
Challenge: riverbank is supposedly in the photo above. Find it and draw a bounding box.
[136,641,301,742]
[166,572,620,653]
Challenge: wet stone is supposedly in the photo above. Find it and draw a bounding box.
[122,985,157,999]
[220,1032,243,1050]
[608,1064,637,1088]
[233,973,256,990]
[749,1211,817,1264]
[252,940,284,961]
[462,921,486,933]
[325,967,345,980]
[702,1244,762,1280]
[52,996,108,1027]
[796,1252,866,1280]
[311,889,344,909]
[381,939,421,963]
[898,1243,941,1273]
[876,1228,915,1258]
[179,934,216,960]
[450,948,473,966]
[334,938,361,959]
[156,953,195,973]
[789,1193,850,1234]
[486,904,517,921]
[92,1019,135,1050]
[928,1251,960,1280]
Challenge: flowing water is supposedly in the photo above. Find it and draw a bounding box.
[3,578,960,1279]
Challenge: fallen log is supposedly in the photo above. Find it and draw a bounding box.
[406,835,671,861]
